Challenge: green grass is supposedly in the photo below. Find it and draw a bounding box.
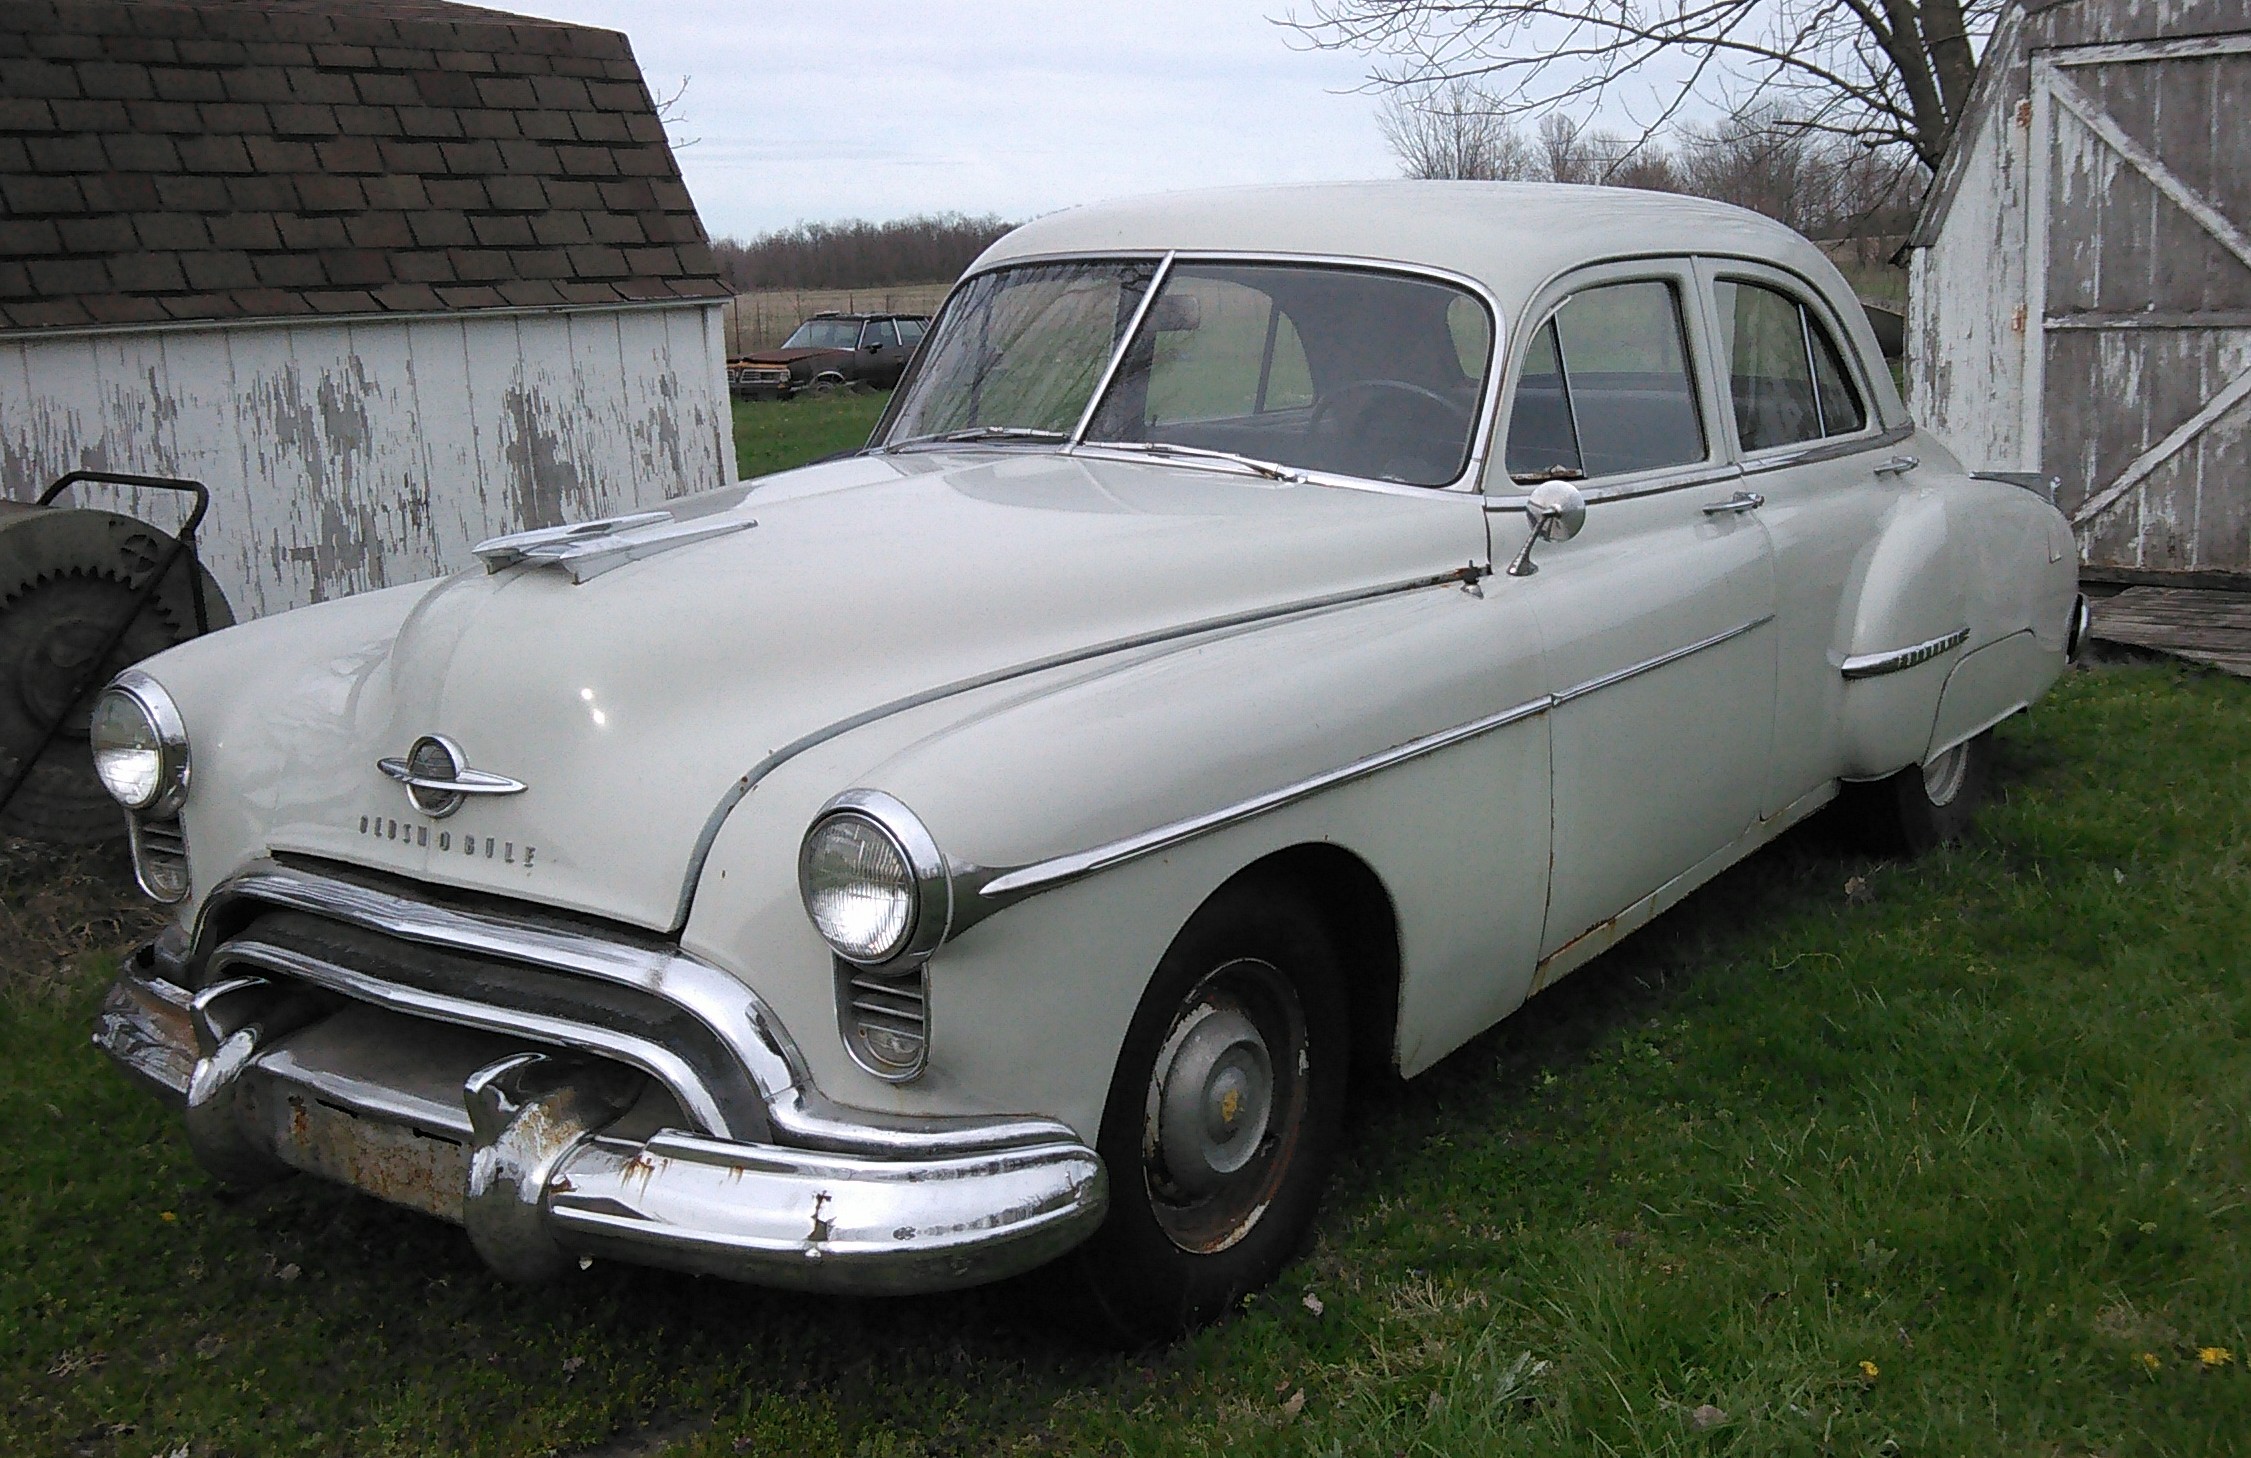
[4,663,2247,1456]
[731,389,892,482]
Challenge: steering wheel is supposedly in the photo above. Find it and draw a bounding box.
[1305,379,1475,481]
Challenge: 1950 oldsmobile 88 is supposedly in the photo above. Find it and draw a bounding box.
[89,182,2087,1341]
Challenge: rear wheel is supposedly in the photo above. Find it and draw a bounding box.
[1050,879,1348,1345]
[1839,731,1993,855]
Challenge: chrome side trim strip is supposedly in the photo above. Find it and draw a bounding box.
[670,561,1492,930]
[957,613,1775,928]
[1839,626,1970,680]
[1550,614,1774,708]
[966,695,1555,913]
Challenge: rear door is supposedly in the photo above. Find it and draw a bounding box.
[1693,259,1903,817]
[1491,260,1779,978]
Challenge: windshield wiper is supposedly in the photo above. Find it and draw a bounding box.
[1075,440,1307,484]
[882,426,1070,453]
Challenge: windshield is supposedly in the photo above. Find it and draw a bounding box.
[882,261,1158,441]
[879,259,1493,486]
[783,319,862,350]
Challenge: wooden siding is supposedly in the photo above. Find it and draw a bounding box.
[1909,0,2251,576]
[0,303,731,618]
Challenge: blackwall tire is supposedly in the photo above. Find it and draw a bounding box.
[1046,878,1348,1346]
[1839,731,1993,856]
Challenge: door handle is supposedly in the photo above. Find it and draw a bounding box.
[1873,455,1919,477]
[1701,490,1765,515]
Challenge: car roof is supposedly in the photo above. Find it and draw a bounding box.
[970,180,1899,421]
[993,182,1813,304]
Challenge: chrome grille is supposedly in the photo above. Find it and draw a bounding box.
[836,959,928,1081]
[129,816,190,903]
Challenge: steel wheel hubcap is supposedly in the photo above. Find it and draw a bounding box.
[1154,1006,1273,1196]
[1141,956,1308,1254]
[1922,742,1970,806]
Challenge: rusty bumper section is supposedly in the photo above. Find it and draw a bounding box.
[94,940,1106,1297]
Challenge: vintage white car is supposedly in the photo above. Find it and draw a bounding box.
[90,182,2085,1341]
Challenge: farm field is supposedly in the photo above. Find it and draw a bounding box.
[2,400,2245,1457]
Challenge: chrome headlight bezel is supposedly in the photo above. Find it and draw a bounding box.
[797,789,951,968]
[89,668,191,818]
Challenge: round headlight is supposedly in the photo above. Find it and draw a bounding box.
[88,673,188,814]
[798,792,948,966]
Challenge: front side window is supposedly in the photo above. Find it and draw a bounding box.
[860,319,899,350]
[1084,263,1492,486]
[1504,279,1705,483]
[1715,279,1868,452]
[784,318,861,350]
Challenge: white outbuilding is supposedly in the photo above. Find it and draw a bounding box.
[1904,0,2250,585]
[0,0,735,620]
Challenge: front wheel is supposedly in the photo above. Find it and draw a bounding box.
[1051,880,1348,1345]
[1840,731,1993,855]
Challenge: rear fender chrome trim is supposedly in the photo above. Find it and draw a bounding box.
[955,614,1774,932]
[1839,626,1970,679]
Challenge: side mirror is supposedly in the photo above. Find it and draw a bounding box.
[862,341,882,352]
[1505,478,1586,577]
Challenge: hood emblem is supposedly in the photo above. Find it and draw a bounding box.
[377,735,527,819]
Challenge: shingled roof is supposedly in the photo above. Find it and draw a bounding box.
[0,0,731,333]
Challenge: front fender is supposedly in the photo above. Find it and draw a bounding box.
[683,578,1553,1139]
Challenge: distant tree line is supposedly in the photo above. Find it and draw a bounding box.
[1381,82,1922,240]
[711,213,1015,292]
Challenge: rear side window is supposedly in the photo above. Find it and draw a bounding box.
[1715,280,1867,452]
[1505,279,1705,483]
[897,318,926,347]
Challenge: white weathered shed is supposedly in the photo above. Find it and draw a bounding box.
[1905,0,2251,584]
[0,0,734,619]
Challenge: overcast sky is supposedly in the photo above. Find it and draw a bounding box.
[500,1,1399,240]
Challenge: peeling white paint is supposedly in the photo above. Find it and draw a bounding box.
[1910,10,2251,575]
[0,304,731,618]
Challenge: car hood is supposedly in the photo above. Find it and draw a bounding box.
[236,450,1486,931]
[736,347,843,366]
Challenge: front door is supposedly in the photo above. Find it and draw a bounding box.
[1491,264,1778,975]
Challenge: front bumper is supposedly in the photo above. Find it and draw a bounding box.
[93,865,1107,1295]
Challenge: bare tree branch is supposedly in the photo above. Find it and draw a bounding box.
[1281,0,2004,170]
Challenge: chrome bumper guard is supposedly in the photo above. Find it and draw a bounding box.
[92,863,1108,1296]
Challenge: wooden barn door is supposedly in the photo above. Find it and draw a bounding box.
[2027,33,2251,578]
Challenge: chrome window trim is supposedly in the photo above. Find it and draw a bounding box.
[1839,626,1971,679]
[1067,250,1176,442]
[671,561,1491,930]
[953,613,1774,933]
[1702,257,1895,453]
[881,248,1508,497]
[1736,422,1916,481]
